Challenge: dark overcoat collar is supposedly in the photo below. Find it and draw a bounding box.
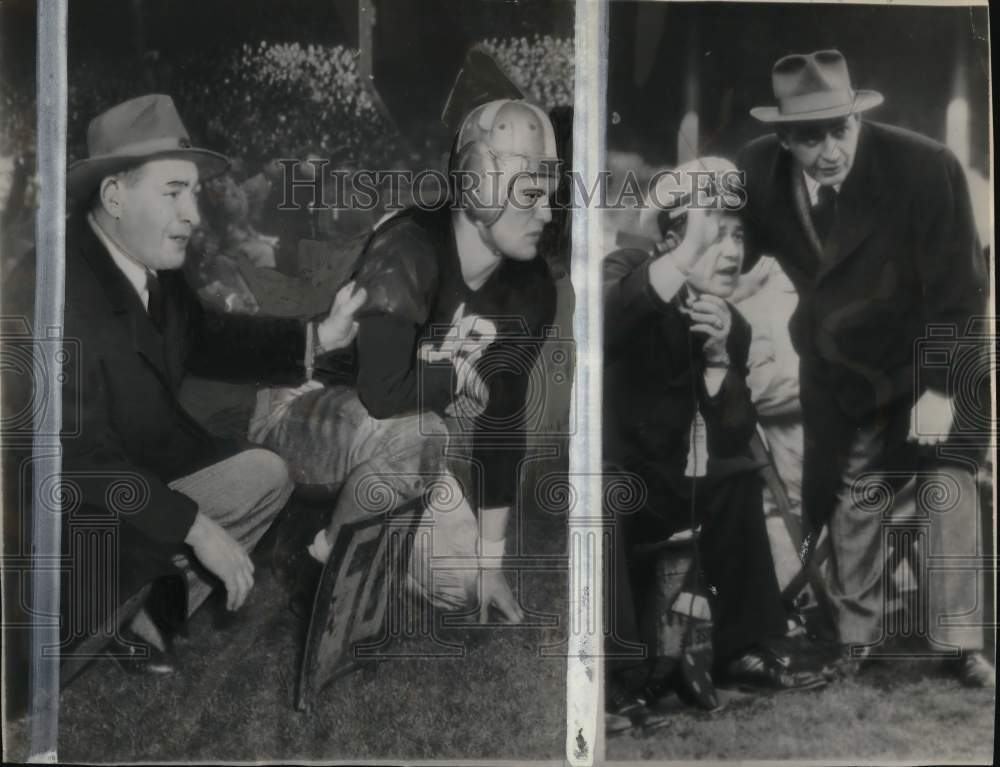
[770,121,889,284]
[73,216,173,383]
[815,122,888,281]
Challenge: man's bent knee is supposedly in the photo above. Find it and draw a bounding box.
[236,448,294,500]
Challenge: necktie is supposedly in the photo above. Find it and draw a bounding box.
[146,271,165,332]
[812,184,838,243]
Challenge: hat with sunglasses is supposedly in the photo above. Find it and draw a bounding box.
[750,50,883,123]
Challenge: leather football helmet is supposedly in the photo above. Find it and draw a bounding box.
[450,99,559,227]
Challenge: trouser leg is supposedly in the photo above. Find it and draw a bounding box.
[822,423,895,646]
[169,448,294,616]
[256,386,479,609]
[256,386,447,522]
[606,505,656,690]
[698,471,787,662]
[922,462,984,652]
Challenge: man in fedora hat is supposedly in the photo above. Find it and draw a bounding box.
[603,158,827,735]
[738,51,992,686]
[57,94,365,671]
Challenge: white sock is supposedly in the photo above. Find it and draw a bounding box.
[307,529,332,564]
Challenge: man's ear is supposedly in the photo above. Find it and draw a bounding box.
[98,175,123,219]
[775,129,789,152]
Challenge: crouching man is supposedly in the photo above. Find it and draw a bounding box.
[256,97,558,622]
[603,158,826,734]
[58,95,364,673]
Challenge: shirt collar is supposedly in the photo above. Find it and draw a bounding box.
[87,213,152,309]
[802,171,841,206]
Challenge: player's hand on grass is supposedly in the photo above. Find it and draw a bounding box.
[479,570,524,624]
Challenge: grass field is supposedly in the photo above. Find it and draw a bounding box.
[49,469,571,763]
[6,495,995,763]
[606,657,995,763]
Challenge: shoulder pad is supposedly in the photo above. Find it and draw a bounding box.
[352,214,441,325]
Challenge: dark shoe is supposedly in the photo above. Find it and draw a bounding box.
[108,630,177,676]
[607,681,671,735]
[827,643,877,680]
[641,671,677,710]
[717,646,827,692]
[950,651,995,688]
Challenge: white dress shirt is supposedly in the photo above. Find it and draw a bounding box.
[87,213,153,311]
[802,171,841,206]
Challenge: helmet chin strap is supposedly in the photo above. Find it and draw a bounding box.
[474,215,504,258]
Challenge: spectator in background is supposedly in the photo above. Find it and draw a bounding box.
[0,150,38,281]
[731,256,804,590]
[203,171,279,269]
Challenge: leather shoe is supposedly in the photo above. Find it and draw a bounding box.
[606,680,671,735]
[717,646,827,692]
[951,652,995,688]
[827,643,878,680]
[108,630,177,676]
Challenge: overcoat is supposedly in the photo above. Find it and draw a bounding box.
[57,216,309,641]
[738,121,988,531]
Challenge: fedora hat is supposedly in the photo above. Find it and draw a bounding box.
[67,94,229,199]
[750,50,883,123]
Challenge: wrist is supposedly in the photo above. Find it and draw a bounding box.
[704,349,730,368]
[184,512,205,545]
[312,320,326,356]
[666,239,698,276]
[479,535,506,568]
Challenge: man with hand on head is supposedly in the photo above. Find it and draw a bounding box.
[603,158,826,735]
[739,50,992,686]
[59,94,364,673]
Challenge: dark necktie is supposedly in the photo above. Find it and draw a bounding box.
[146,271,165,332]
[811,184,838,243]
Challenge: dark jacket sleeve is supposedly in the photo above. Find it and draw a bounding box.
[603,248,684,358]
[354,314,454,418]
[474,268,558,509]
[350,219,454,417]
[912,147,988,394]
[175,271,310,384]
[735,141,777,274]
[698,308,758,459]
[61,302,199,544]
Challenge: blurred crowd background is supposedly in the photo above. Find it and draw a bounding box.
[0,0,575,294]
[604,2,992,246]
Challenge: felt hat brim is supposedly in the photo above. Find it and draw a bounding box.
[750,89,883,124]
[67,147,230,200]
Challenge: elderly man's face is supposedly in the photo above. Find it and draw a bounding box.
[686,211,745,299]
[113,158,201,270]
[781,114,860,187]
